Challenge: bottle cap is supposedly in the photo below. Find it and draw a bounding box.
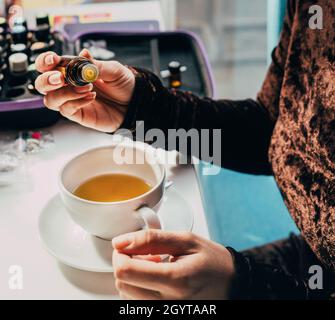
[30,41,49,54]
[168,61,181,73]
[27,83,36,93]
[9,53,28,73]
[81,64,99,83]
[36,13,50,26]
[10,43,27,54]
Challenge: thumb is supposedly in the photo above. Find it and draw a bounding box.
[112,230,198,256]
[79,48,129,82]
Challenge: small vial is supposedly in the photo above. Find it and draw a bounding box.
[11,25,28,44]
[35,24,50,42]
[8,53,28,85]
[168,61,182,89]
[57,56,99,87]
[9,52,28,74]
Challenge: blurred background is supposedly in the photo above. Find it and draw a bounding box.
[2,0,268,99]
[176,0,268,99]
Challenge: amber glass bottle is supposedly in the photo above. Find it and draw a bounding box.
[168,61,182,89]
[57,56,99,87]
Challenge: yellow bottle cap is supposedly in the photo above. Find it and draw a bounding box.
[81,64,99,83]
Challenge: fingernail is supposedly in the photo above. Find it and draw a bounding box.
[79,48,90,57]
[45,54,54,65]
[83,91,96,100]
[48,73,62,85]
[77,83,93,92]
[112,234,132,249]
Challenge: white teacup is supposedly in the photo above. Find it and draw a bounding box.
[59,142,165,240]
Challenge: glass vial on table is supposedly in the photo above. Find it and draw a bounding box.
[11,25,28,45]
[8,52,29,85]
[168,61,182,89]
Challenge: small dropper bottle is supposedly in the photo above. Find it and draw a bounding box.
[57,56,99,87]
[168,61,182,89]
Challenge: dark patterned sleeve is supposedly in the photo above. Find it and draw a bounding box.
[227,245,334,300]
[119,4,295,175]
[120,67,275,174]
[120,2,296,175]
[119,1,296,175]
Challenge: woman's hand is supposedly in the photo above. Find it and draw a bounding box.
[34,49,135,132]
[112,229,235,300]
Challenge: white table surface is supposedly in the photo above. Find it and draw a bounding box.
[0,120,209,300]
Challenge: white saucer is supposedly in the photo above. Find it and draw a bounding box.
[38,187,194,273]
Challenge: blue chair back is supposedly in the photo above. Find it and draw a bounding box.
[195,1,298,250]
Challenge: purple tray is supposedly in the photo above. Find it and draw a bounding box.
[68,28,215,98]
[0,23,215,129]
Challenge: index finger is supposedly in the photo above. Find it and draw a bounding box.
[113,250,173,291]
[112,230,198,256]
[35,51,61,73]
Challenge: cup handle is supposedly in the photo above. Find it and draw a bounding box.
[137,206,169,261]
[137,206,162,230]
